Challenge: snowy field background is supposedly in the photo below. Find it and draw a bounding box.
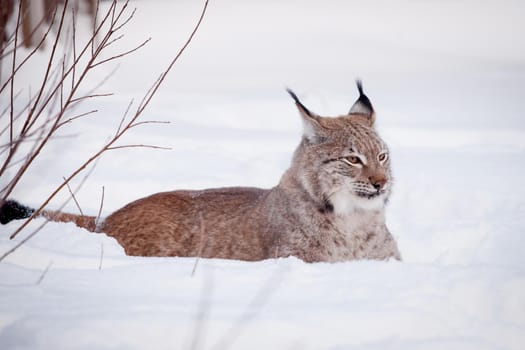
[1,0,525,349]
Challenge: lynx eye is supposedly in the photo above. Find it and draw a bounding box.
[378,152,388,163]
[339,155,362,166]
[347,155,361,164]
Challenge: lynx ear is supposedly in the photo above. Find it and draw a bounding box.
[286,89,326,144]
[349,80,375,126]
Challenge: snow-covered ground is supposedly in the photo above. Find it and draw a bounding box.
[1,0,525,349]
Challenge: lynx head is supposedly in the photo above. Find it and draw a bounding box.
[286,81,392,215]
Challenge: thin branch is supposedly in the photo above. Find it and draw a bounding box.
[110,0,116,25]
[137,71,161,108]
[92,0,101,50]
[115,99,134,137]
[0,16,19,52]
[0,117,50,177]
[71,6,77,92]
[53,64,121,129]
[0,107,52,181]
[44,52,67,114]
[70,93,113,104]
[0,25,52,91]
[98,243,104,270]
[91,1,127,58]
[191,213,206,277]
[36,261,53,285]
[9,0,23,149]
[60,55,65,110]
[83,63,121,98]
[63,177,84,216]
[56,109,98,128]
[129,120,170,129]
[95,186,105,230]
[0,89,22,121]
[0,132,51,152]
[90,37,151,68]
[92,0,117,56]
[100,33,124,50]
[111,7,136,33]
[106,144,172,151]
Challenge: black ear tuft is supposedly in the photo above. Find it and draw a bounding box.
[287,88,327,144]
[0,200,35,225]
[349,79,374,117]
[286,88,314,118]
[356,79,365,96]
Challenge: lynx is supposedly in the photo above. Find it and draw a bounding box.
[1,81,401,262]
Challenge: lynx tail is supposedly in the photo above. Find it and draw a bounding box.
[0,200,35,224]
[0,200,98,232]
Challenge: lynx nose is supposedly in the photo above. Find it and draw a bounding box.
[369,176,386,191]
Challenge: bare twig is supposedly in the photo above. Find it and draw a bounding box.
[0,89,22,121]
[191,213,207,277]
[70,93,113,104]
[100,33,124,50]
[90,37,151,68]
[71,6,77,92]
[64,177,84,216]
[36,261,53,285]
[82,63,121,100]
[129,120,170,129]
[95,186,105,230]
[0,131,68,153]
[111,7,136,34]
[9,0,23,148]
[92,0,101,49]
[0,109,53,179]
[98,243,104,270]
[56,109,98,127]
[106,144,172,151]
[114,99,134,136]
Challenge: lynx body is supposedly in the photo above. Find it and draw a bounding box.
[1,82,401,262]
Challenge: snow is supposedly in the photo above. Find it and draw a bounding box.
[1,0,525,349]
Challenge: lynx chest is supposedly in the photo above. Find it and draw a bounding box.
[318,209,391,262]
